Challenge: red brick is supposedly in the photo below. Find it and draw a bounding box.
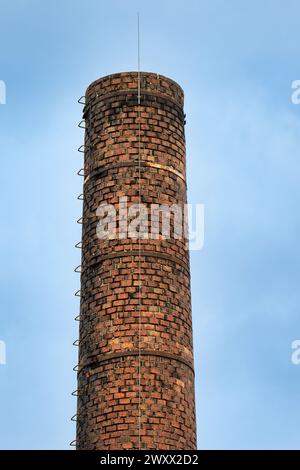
[76,72,196,451]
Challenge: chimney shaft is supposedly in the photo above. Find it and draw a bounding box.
[76,72,196,450]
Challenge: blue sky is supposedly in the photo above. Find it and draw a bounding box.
[0,0,300,449]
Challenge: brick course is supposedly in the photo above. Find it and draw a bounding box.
[76,72,196,450]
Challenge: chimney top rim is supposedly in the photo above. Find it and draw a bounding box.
[85,71,184,98]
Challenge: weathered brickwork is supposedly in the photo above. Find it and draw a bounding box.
[76,72,197,449]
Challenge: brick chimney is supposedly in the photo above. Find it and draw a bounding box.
[76,72,196,450]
